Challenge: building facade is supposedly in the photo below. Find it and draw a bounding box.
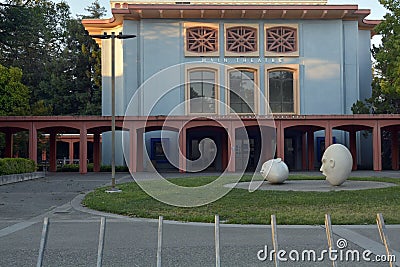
[83,0,384,172]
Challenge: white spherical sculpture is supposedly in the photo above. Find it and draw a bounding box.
[260,158,289,184]
[320,144,353,186]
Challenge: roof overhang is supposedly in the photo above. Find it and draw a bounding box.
[82,3,381,43]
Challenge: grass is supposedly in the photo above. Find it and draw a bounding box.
[82,175,400,225]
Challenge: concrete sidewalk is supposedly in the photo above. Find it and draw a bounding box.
[0,171,399,266]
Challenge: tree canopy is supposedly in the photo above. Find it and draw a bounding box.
[0,0,103,116]
[352,0,400,114]
[0,64,30,115]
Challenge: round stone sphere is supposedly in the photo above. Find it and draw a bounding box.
[260,158,289,184]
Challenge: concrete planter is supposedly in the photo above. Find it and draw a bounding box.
[0,172,45,186]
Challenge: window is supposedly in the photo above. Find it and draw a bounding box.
[228,69,256,114]
[226,26,258,53]
[265,25,299,57]
[187,69,217,114]
[186,26,218,54]
[268,70,294,113]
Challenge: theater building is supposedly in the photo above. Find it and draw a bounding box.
[80,0,399,172]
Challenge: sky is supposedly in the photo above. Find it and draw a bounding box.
[67,0,388,19]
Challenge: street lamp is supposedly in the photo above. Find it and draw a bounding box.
[91,32,136,193]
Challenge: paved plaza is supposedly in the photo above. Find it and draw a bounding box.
[0,172,399,266]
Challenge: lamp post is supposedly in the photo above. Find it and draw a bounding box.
[91,32,136,193]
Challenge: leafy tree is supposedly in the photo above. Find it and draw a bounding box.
[352,0,400,114]
[0,0,103,115]
[0,64,30,115]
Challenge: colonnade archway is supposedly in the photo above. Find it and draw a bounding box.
[1,115,399,174]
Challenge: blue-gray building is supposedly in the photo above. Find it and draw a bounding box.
[83,1,379,171]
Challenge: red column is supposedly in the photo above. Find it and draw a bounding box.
[69,141,74,164]
[325,122,332,149]
[93,133,101,172]
[276,121,285,160]
[5,131,13,158]
[349,131,357,171]
[373,122,382,171]
[79,125,88,174]
[227,124,236,172]
[49,133,57,172]
[307,131,315,171]
[137,128,144,172]
[129,126,137,173]
[29,123,37,164]
[179,126,187,173]
[301,132,307,170]
[391,129,399,171]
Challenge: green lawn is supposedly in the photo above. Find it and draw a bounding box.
[82,175,400,225]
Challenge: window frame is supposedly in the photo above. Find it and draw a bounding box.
[184,22,220,57]
[265,24,299,57]
[265,65,300,115]
[224,23,260,57]
[226,66,260,115]
[185,66,219,115]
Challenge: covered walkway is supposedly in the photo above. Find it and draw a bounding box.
[0,115,399,174]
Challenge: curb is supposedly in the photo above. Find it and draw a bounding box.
[0,172,45,186]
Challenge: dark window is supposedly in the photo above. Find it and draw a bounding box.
[269,70,294,113]
[189,70,216,113]
[229,70,255,113]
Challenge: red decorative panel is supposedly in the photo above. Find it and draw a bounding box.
[186,27,218,53]
[266,27,297,53]
[226,26,257,53]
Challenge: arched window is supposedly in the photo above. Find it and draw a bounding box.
[186,27,218,53]
[226,26,258,53]
[228,69,256,114]
[266,26,297,53]
[268,70,295,113]
[187,69,217,114]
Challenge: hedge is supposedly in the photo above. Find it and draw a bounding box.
[0,158,37,175]
[58,164,129,172]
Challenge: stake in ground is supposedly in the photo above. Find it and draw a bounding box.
[82,175,400,225]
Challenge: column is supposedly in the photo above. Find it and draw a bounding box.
[49,133,57,172]
[79,125,88,174]
[276,121,285,160]
[391,129,399,171]
[137,128,144,172]
[307,131,315,171]
[301,133,307,170]
[69,141,74,164]
[373,123,382,171]
[29,123,37,164]
[227,124,236,172]
[179,126,187,173]
[93,133,101,172]
[349,131,357,171]
[129,126,137,173]
[4,131,13,158]
[324,122,332,149]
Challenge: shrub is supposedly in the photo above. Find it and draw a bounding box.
[0,158,36,175]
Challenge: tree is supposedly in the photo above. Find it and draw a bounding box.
[0,0,103,115]
[352,0,400,114]
[0,64,30,115]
